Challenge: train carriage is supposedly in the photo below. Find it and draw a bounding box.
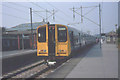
[37,24,96,65]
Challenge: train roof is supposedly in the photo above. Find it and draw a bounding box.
[67,26,95,37]
[67,26,87,35]
[47,24,95,37]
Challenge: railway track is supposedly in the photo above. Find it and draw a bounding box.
[2,44,95,79]
[2,58,68,79]
[2,60,45,78]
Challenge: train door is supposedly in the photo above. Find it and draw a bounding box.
[48,25,55,56]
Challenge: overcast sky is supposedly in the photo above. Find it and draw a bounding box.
[1,1,118,35]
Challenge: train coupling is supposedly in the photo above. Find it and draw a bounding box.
[47,60,56,66]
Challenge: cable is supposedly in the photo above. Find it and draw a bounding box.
[45,2,72,20]
[2,4,29,15]
[45,2,73,24]
[30,2,45,10]
[7,2,46,22]
[30,2,56,22]
[30,2,70,23]
[46,10,58,20]
[84,7,97,16]
[73,8,99,26]
[8,2,30,9]
[81,6,98,8]
[6,2,44,17]
[30,2,52,13]
[33,12,45,19]
[1,12,28,21]
[29,2,73,25]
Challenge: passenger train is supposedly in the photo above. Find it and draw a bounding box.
[37,24,96,65]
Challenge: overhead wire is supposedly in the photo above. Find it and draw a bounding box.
[71,4,100,34]
[30,2,45,10]
[8,2,46,21]
[30,2,52,14]
[44,2,73,24]
[28,2,73,24]
[29,2,67,23]
[29,2,55,21]
[8,2,30,9]
[46,2,72,18]
[73,7,99,26]
[83,7,97,16]
[1,4,29,15]
[1,3,30,22]
[1,12,28,21]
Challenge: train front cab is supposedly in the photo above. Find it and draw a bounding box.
[37,24,71,65]
[37,24,48,57]
[56,24,71,58]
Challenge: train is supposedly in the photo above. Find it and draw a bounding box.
[37,24,96,65]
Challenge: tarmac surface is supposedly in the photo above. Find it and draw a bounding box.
[46,43,118,78]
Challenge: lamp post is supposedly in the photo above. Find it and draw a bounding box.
[115,24,117,33]
[99,4,102,48]
[115,24,118,45]
[30,8,34,49]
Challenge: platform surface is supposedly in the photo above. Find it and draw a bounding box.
[46,43,118,78]
[1,49,37,59]
[2,49,41,75]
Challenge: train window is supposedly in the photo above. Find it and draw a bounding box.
[38,27,46,42]
[57,26,67,42]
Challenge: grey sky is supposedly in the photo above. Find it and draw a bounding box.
[1,2,118,35]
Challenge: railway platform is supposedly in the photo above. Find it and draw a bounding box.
[2,49,41,75]
[46,43,118,78]
[1,49,37,59]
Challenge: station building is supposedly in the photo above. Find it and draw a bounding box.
[2,21,48,51]
[105,31,118,44]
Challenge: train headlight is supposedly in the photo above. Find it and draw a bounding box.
[59,50,66,52]
[39,50,46,52]
[59,50,61,52]
[44,50,46,52]
[62,50,66,52]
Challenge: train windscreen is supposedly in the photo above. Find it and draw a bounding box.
[38,27,46,42]
[58,26,67,42]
